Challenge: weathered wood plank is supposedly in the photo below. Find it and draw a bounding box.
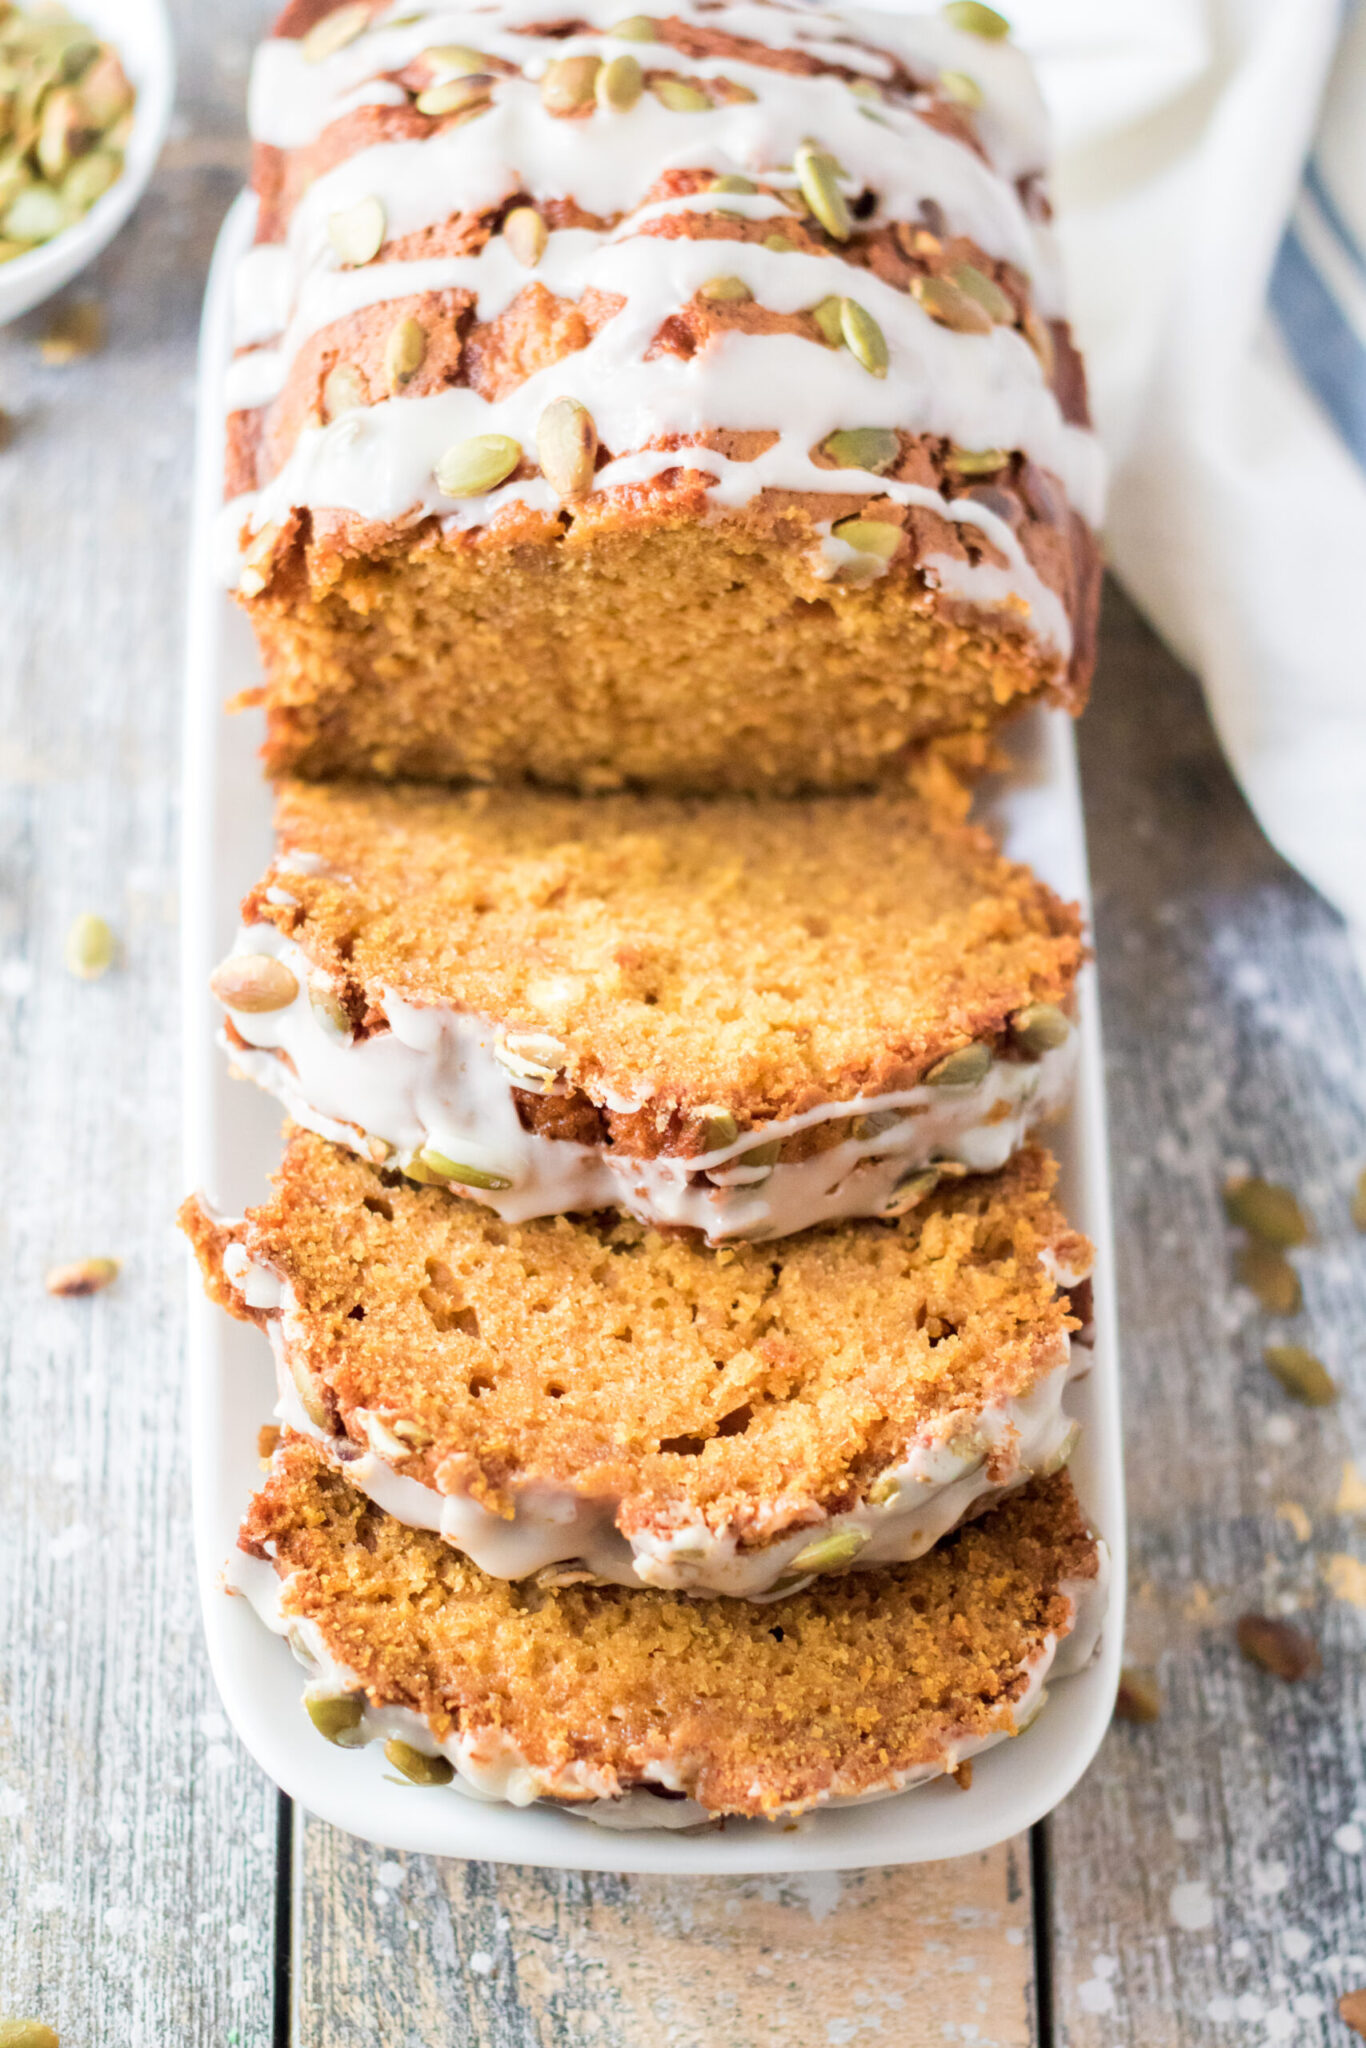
[1048,585,1366,2043]
[0,6,279,2041]
[295,1829,1037,2046]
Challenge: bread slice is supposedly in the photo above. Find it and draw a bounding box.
[183,1128,1091,1597]
[211,779,1083,1241]
[227,0,1101,790]
[235,1434,1105,1823]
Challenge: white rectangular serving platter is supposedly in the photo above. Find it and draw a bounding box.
[182,192,1125,1874]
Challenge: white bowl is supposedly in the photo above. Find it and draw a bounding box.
[0,0,175,326]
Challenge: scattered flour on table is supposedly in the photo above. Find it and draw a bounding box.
[1281,1929,1313,1961]
[0,1787,25,1820]
[1077,1954,1118,2014]
[1334,1823,1365,1854]
[32,1882,63,1912]
[1170,1881,1215,1931]
[1252,1861,1289,1898]
[376,1861,404,1890]
[469,1952,494,1977]
[49,1522,90,1559]
[1173,1812,1201,1841]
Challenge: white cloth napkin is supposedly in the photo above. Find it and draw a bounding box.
[1006,0,1366,970]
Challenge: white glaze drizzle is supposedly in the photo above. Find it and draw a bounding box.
[218,922,1078,1241]
[228,0,1103,646]
[231,1530,1108,1826]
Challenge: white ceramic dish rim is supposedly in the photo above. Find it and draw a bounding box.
[0,0,175,325]
[181,191,1126,1875]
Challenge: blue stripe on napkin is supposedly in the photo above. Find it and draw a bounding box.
[1270,158,1366,473]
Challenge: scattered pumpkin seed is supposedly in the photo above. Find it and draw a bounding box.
[306,1694,366,1745]
[540,53,601,113]
[1235,1243,1301,1316]
[609,14,658,38]
[794,141,851,241]
[699,274,752,302]
[65,910,114,979]
[1013,1001,1069,1053]
[763,232,795,252]
[810,293,846,346]
[415,75,493,117]
[697,1106,739,1150]
[939,67,984,107]
[596,52,643,110]
[781,1527,868,1581]
[503,204,548,268]
[384,315,426,391]
[925,1043,993,1087]
[38,297,105,364]
[943,1,1011,37]
[384,1738,455,1785]
[322,361,366,419]
[328,193,385,266]
[421,43,490,79]
[537,395,597,499]
[287,1350,331,1433]
[434,432,522,497]
[947,445,1008,475]
[839,297,888,376]
[1236,1612,1321,1682]
[821,427,899,474]
[884,1166,941,1215]
[1265,1345,1337,1407]
[302,3,370,62]
[911,271,993,335]
[651,77,710,111]
[951,262,1013,325]
[830,516,901,560]
[1222,1175,1311,1248]
[210,953,299,1013]
[1352,1166,1366,1232]
[712,173,756,194]
[45,1255,118,1298]
[0,10,133,267]
[0,2023,61,2048]
[1114,1666,1161,1722]
[413,1146,514,1191]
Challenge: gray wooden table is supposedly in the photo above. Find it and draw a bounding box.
[3,4,1366,2041]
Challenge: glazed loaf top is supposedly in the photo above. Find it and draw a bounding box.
[226,0,1102,664]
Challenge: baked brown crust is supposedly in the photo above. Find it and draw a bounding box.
[239,1434,1100,1817]
[184,1129,1090,1537]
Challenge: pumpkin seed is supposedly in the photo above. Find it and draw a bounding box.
[943,1,1011,36]
[1235,1243,1302,1316]
[867,1472,901,1505]
[537,396,597,499]
[925,1043,992,1088]
[308,981,350,1036]
[211,953,299,1013]
[415,76,493,117]
[1222,1175,1311,1248]
[794,141,851,241]
[952,261,1013,324]
[421,44,490,79]
[540,54,601,113]
[947,445,1008,475]
[831,516,901,559]
[1354,1167,1366,1232]
[849,77,883,102]
[328,194,385,266]
[1265,1345,1338,1408]
[884,1166,941,1216]
[1040,1420,1081,1476]
[712,174,756,194]
[1023,305,1055,375]
[741,1138,782,1168]
[355,1408,412,1460]
[305,1694,366,1745]
[763,233,795,252]
[821,427,899,474]
[413,1146,514,1191]
[651,77,710,111]
[713,78,757,103]
[384,315,426,391]
[45,1256,119,1298]
[911,272,992,335]
[392,1417,434,1448]
[61,149,121,211]
[609,14,658,38]
[302,3,371,62]
[596,52,643,110]
[384,1738,455,1784]
[782,1527,868,1581]
[699,274,752,302]
[697,1106,739,1150]
[493,1031,565,1083]
[322,362,366,419]
[940,67,984,107]
[1236,1612,1321,1682]
[36,86,81,181]
[287,1350,331,1433]
[237,520,283,598]
[0,2022,61,2048]
[434,432,521,497]
[810,293,846,346]
[839,297,888,376]
[503,204,547,267]
[1114,1667,1161,1723]
[65,910,114,979]
[1013,1001,1069,1053]
[4,184,63,242]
